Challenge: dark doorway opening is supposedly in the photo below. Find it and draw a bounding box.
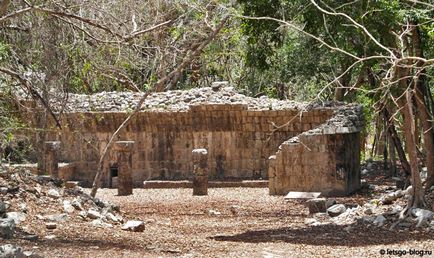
[110,166,118,188]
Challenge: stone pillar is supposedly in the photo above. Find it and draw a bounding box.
[44,141,60,178]
[192,148,208,196]
[114,141,134,196]
[268,155,277,195]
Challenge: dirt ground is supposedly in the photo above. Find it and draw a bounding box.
[2,161,434,258]
[5,181,434,258]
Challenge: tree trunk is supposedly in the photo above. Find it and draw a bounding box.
[410,21,434,190]
[0,0,10,17]
[398,92,425,209]
[383,107,411,175]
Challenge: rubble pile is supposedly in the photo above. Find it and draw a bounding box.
[0,168,143,256]
[304,161,434,231]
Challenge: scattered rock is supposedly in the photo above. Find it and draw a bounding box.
[43,213,68,223]
[411,208,433,228]
[22,234,38,241]
[65,181,79,189]
[327,204,346,217]
[71,198,83,211]
[208,209,221,216]
[373,215,387,227]
[379,190,403,205]
[304,218,320,226]
[45,222,57,230]
[87,209,101,219]
[47,189,61,199]
[105,212,122,223]
[78,211,87,219]
[18,203,27,213]
[6,212,26,224]
[63,200,75,213]
[44,235,56,240]
[91,219,113,228]
[121,220,145,232]
[305,198,336,214]
[0,244,24,258]
[0,218,15,239]
[0,202,7,215]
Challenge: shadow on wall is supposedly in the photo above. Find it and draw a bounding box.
[209,220,434,247]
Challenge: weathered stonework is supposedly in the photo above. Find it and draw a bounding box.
[20,86,364,196]
[192,148,209,196]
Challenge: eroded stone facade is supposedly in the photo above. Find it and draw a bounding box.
[21,86,364,196]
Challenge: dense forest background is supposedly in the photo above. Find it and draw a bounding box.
[0,0,433,207]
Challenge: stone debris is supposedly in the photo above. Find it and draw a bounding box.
[411,208,433,228]
[63,200,75,213]
[373,215,387,227]
[208,209,221,216]
[87,209,102,220]
[0,244,24,258]
[379,190,404,205]
[0,168,124,241]
[91,219,113,228]
[45,222,57,230]
[284,192,321,199]
[304,198,336,214]
[47,189,61,199]
[327,204,346,217]
[121,220,145,232]
[0,218,15,239]
[5,212,26,225]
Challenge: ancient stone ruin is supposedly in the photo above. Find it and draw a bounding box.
[20,85,364,196]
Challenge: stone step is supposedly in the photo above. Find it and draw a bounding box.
[143,180,268,189]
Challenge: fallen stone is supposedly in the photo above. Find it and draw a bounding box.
[0,244,24,258]
[71,198,83,211]
[63,200,74,213]
[304,218,319,225]
[65,181,79,189]
[87,209,101,219]
[47,189,60,199]
[22,234,38,241]
[45,223,57,230]
[285,192,321,199]
[0,202,7,215]
[6,212,26,224]
[411,208,434,227]
[18,203,27,213]
[121,220,145,232]
[379,190,403,205]
[105,213,122,223]
[44,235,56,240]
[43,213,68,222]
[91,219,113,228]
[327,204,346,217]
[0,218,15,239]
[208,209,221,216]
[373,215,387,227]
[304,198,336,214]
[403,186,413,196]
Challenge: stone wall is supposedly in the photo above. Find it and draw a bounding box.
[45,103,333,187]
[268,104,364,196]
[21,86,364,195]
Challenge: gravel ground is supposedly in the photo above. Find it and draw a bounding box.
[8,186,434,258]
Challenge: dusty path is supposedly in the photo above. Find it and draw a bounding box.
[9,187,434,257]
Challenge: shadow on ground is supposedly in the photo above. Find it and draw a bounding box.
[210,220,434,247]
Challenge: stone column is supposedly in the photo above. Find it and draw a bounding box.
[114,141,134,196]
[192,148,208,196]
[44,141,61,178]
[268,155,277,195]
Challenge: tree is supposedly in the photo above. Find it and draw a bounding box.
[236,0,434,210]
